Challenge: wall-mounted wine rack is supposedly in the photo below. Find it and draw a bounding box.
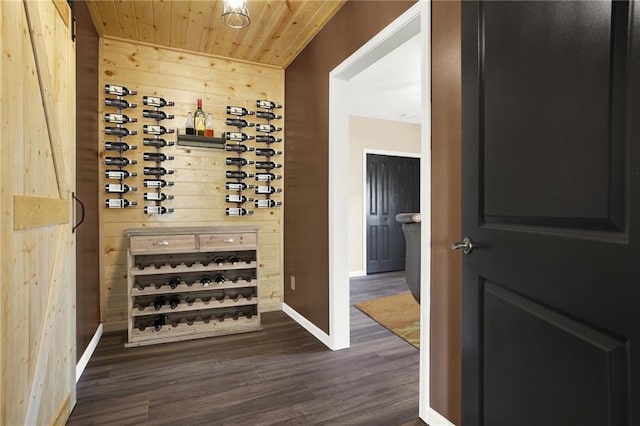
[253,99,283,210]
[141,95,176,215]
[104,84,139,209]
[224,106,256,217]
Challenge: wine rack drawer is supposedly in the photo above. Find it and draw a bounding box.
[130,234,196,253]
[199,233,257,250]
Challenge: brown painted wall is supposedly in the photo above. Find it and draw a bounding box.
[431,1,462,424]
[75,0,101,360]
[284,0,416,333]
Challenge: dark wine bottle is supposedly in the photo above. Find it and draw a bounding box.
[256,100,282,109]
[185,296,196,305]
[105,126,137,136]
[225,157,253,167]
[143,96,175,107]
[226,194,252,203]
[255,185,282,195]
[200,275,213,287]
[213,256,226,265]
[255,135,282,143]
[225,132,254,142]
[143,138,175,147]
[104,113,137,124]
[105,84,137,96]
[227,255,240,265]
[226,170,254,179]
[143,109,175,120]
[169,295,181,309]
[144,192,174,201]
[105,169,137,179]
[145,205,174,214]
[226,207,253,216]
[105,198,137,208]
[226,144,254,153]
[256,124,282,133]
[255,199,283,208]
[255,111,282,120]
[143,152,174,162]
[255,161,282,170]
[255,148,281,156]
[105,183,137,193]
[153,314,166,331]
[168,276,181,289]
[105,141,137,151]
[143,124,175,135]
[153,296,167,311]
[225,182,253,191]
[226,106,255,116]
[255,172,282,181]
[105,156,137,166]
[144,167,174,176]
[143,179,174,188]
[214,273,226,283]
[225,118,254,128]
[104,98,137,109]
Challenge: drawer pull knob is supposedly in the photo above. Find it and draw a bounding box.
[223,238,234,243]
[155,240,170,246]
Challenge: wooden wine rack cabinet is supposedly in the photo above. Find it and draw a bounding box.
[124,226,262,347]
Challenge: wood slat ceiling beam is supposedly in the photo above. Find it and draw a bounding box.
[85,0,346,68]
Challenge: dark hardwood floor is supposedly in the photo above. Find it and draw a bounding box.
[68,271,426,425]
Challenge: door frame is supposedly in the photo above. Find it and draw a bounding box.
[328,1,448,423]
[361,149,421,277]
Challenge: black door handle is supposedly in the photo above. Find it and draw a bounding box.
[72,192,85,233]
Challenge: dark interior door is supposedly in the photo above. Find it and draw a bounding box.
[462,2,638,425]
[366,154,420,274]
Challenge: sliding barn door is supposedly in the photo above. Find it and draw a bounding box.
[0,1,76,424]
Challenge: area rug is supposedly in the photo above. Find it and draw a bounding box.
[355,292,420,349]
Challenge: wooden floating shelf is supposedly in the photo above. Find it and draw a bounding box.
[131,279,258,296]
[130,261,257,276]
[176,133,225,149]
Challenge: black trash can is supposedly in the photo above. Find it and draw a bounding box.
[396,213,421,304]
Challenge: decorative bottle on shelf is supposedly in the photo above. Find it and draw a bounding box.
[194,99,206,136]
[185,112,195,135]
[205,113,214,137]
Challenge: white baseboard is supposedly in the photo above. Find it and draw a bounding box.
[425,407,456,426]
[76,323,103,383]
[282,303,332,349]
[349,270,365,278]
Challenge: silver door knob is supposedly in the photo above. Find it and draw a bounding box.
[450,237,473,254]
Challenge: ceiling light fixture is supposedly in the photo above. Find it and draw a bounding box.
[222,0,250,29]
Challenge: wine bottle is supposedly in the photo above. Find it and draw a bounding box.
[213,256,226,265]
[255,135,282,143]
[143,96,175,107]
[143,179,174,188]
[226,144,254,153]
[214,273,226,284]
[185,296,196,305]
[227,255,240,265]
[256,100,282,109]
[105,142,137,151]
[143,138,174,148]
[143,152,174,162]
[225,157,254,167]
[153,295,167,311]
[225,118,254,128]
[185,112,195,135]
[255,172,282,181]
[105,84,137,96]
[153,314,166,331]
[255,185,282,195]
[104,113,137,124]
[104,98,136,109]
[255,199,283,208]
[226,182,253,191]
[226,194,252,203]
[144,192,174,201]
[226,207,253,216]
[200,275,213,287]
[255,111,282,120]
[169,295,181,309]
[143,124,175,135]
[255,148,282,156]
[105,156,137,166]
[105,126,137,136]
[255,161,282,170]
[105,198,137,208]
[225,132,254,142]
[143,109,175,120]
[105,169,137,179]
[227,106,254,116]
[168,276,181,289]
[256,124,282,133]
[144,205,174,214]
[105,183,137,193]
[194,99,206,136]
[205,113,214,137]
[225,170,254,179]
[144,167,174,176]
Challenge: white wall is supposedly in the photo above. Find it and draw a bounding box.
[348,115,421,275]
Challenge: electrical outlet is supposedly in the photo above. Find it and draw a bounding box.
[290,275,296,291]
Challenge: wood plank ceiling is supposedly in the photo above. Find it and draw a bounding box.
[85,0,346,68]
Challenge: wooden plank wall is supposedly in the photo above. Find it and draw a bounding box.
[1,1,76,424]
[99,38,285,331]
